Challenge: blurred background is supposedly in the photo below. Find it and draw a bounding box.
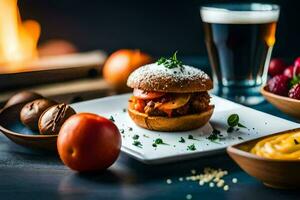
[0,0,299,105]
[20,0,299,58]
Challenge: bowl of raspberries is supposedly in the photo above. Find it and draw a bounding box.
[261,57,300,118]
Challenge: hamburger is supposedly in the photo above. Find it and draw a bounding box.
[126,53,214,131]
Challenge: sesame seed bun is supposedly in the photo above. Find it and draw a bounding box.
[127,63,213,93]
[128,105,214,132]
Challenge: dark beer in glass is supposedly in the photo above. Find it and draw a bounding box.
[200,3,280,105]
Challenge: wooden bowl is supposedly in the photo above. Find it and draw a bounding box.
[227,128,300,189]
[0,103,57,151]
[261,85,300,118]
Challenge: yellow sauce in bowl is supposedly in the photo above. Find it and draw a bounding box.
[251,131,300,160]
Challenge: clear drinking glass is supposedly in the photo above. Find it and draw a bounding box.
[200,3,280,105]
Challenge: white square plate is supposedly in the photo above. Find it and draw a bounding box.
[72,94,299,164]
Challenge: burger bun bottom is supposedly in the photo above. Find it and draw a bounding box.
[128,105,214,132]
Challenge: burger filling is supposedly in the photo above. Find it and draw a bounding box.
[129,89,211,117]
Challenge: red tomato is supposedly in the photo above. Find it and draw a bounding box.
[133,88,165,100]
[132,98,145,112]
[57,113,121,172]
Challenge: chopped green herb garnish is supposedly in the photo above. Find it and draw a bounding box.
[128,127,133,131]
[109,116,115,122]
[187,144,196,151]
[132,134,139,140]
[188,135,194,139]
[227,114,239,127]
[294,139,299,145]
[188,135,197,140]
[119,129,124,134]
[133,140,142,148]
[154,138,164,144]
[207,133,218,141]
[156,51,184,70]
[238,136,244,140]
[122,108,126,112]
[152,143,157,147]
[143,134,149,138]
[237,123,246,128]
[187,134,199,141]
[153,138,168,146]
[179,137,185,143]
[227,114,246,128]
[227,127,234,133]
[207,129,222,143]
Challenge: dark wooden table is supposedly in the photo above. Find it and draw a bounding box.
[0,99,299,200]
[0,59,299,200]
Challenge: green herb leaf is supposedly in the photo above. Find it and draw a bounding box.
[152,143,157,147]
[291,75,300,87]
[207,128,222,143]
[109,116,115,122]
[132,135,139,140]
[187,144,196,151]
[212,129,221,135]
[187,134,199,141]
[122,108,127,112]
[237,123,247,128]
[119,129,124,134]
[179,137,185,143]
[207,134,218,141]
[153,138,168,145]
[154,138,164,144]
[188,135,194,139]
[227,127,234,133]
[238,136,243,140]
[132,140,142,148]
[157,57,167,65]
[156,51,184,70]
[227,114,239,127]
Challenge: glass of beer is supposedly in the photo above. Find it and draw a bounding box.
[200,3,280,105]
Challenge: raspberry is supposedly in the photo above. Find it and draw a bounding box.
[289,83,300,99]
[284,66,295,78]
[294,57,300,68]
[268,58,286,77]
[267,75,290,96]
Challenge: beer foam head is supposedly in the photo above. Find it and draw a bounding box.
[200,3,280,24]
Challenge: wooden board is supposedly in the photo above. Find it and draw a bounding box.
[0,51,107,90]
[0,78,115,105]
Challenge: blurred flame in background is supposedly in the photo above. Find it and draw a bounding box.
[0,0,40,66]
